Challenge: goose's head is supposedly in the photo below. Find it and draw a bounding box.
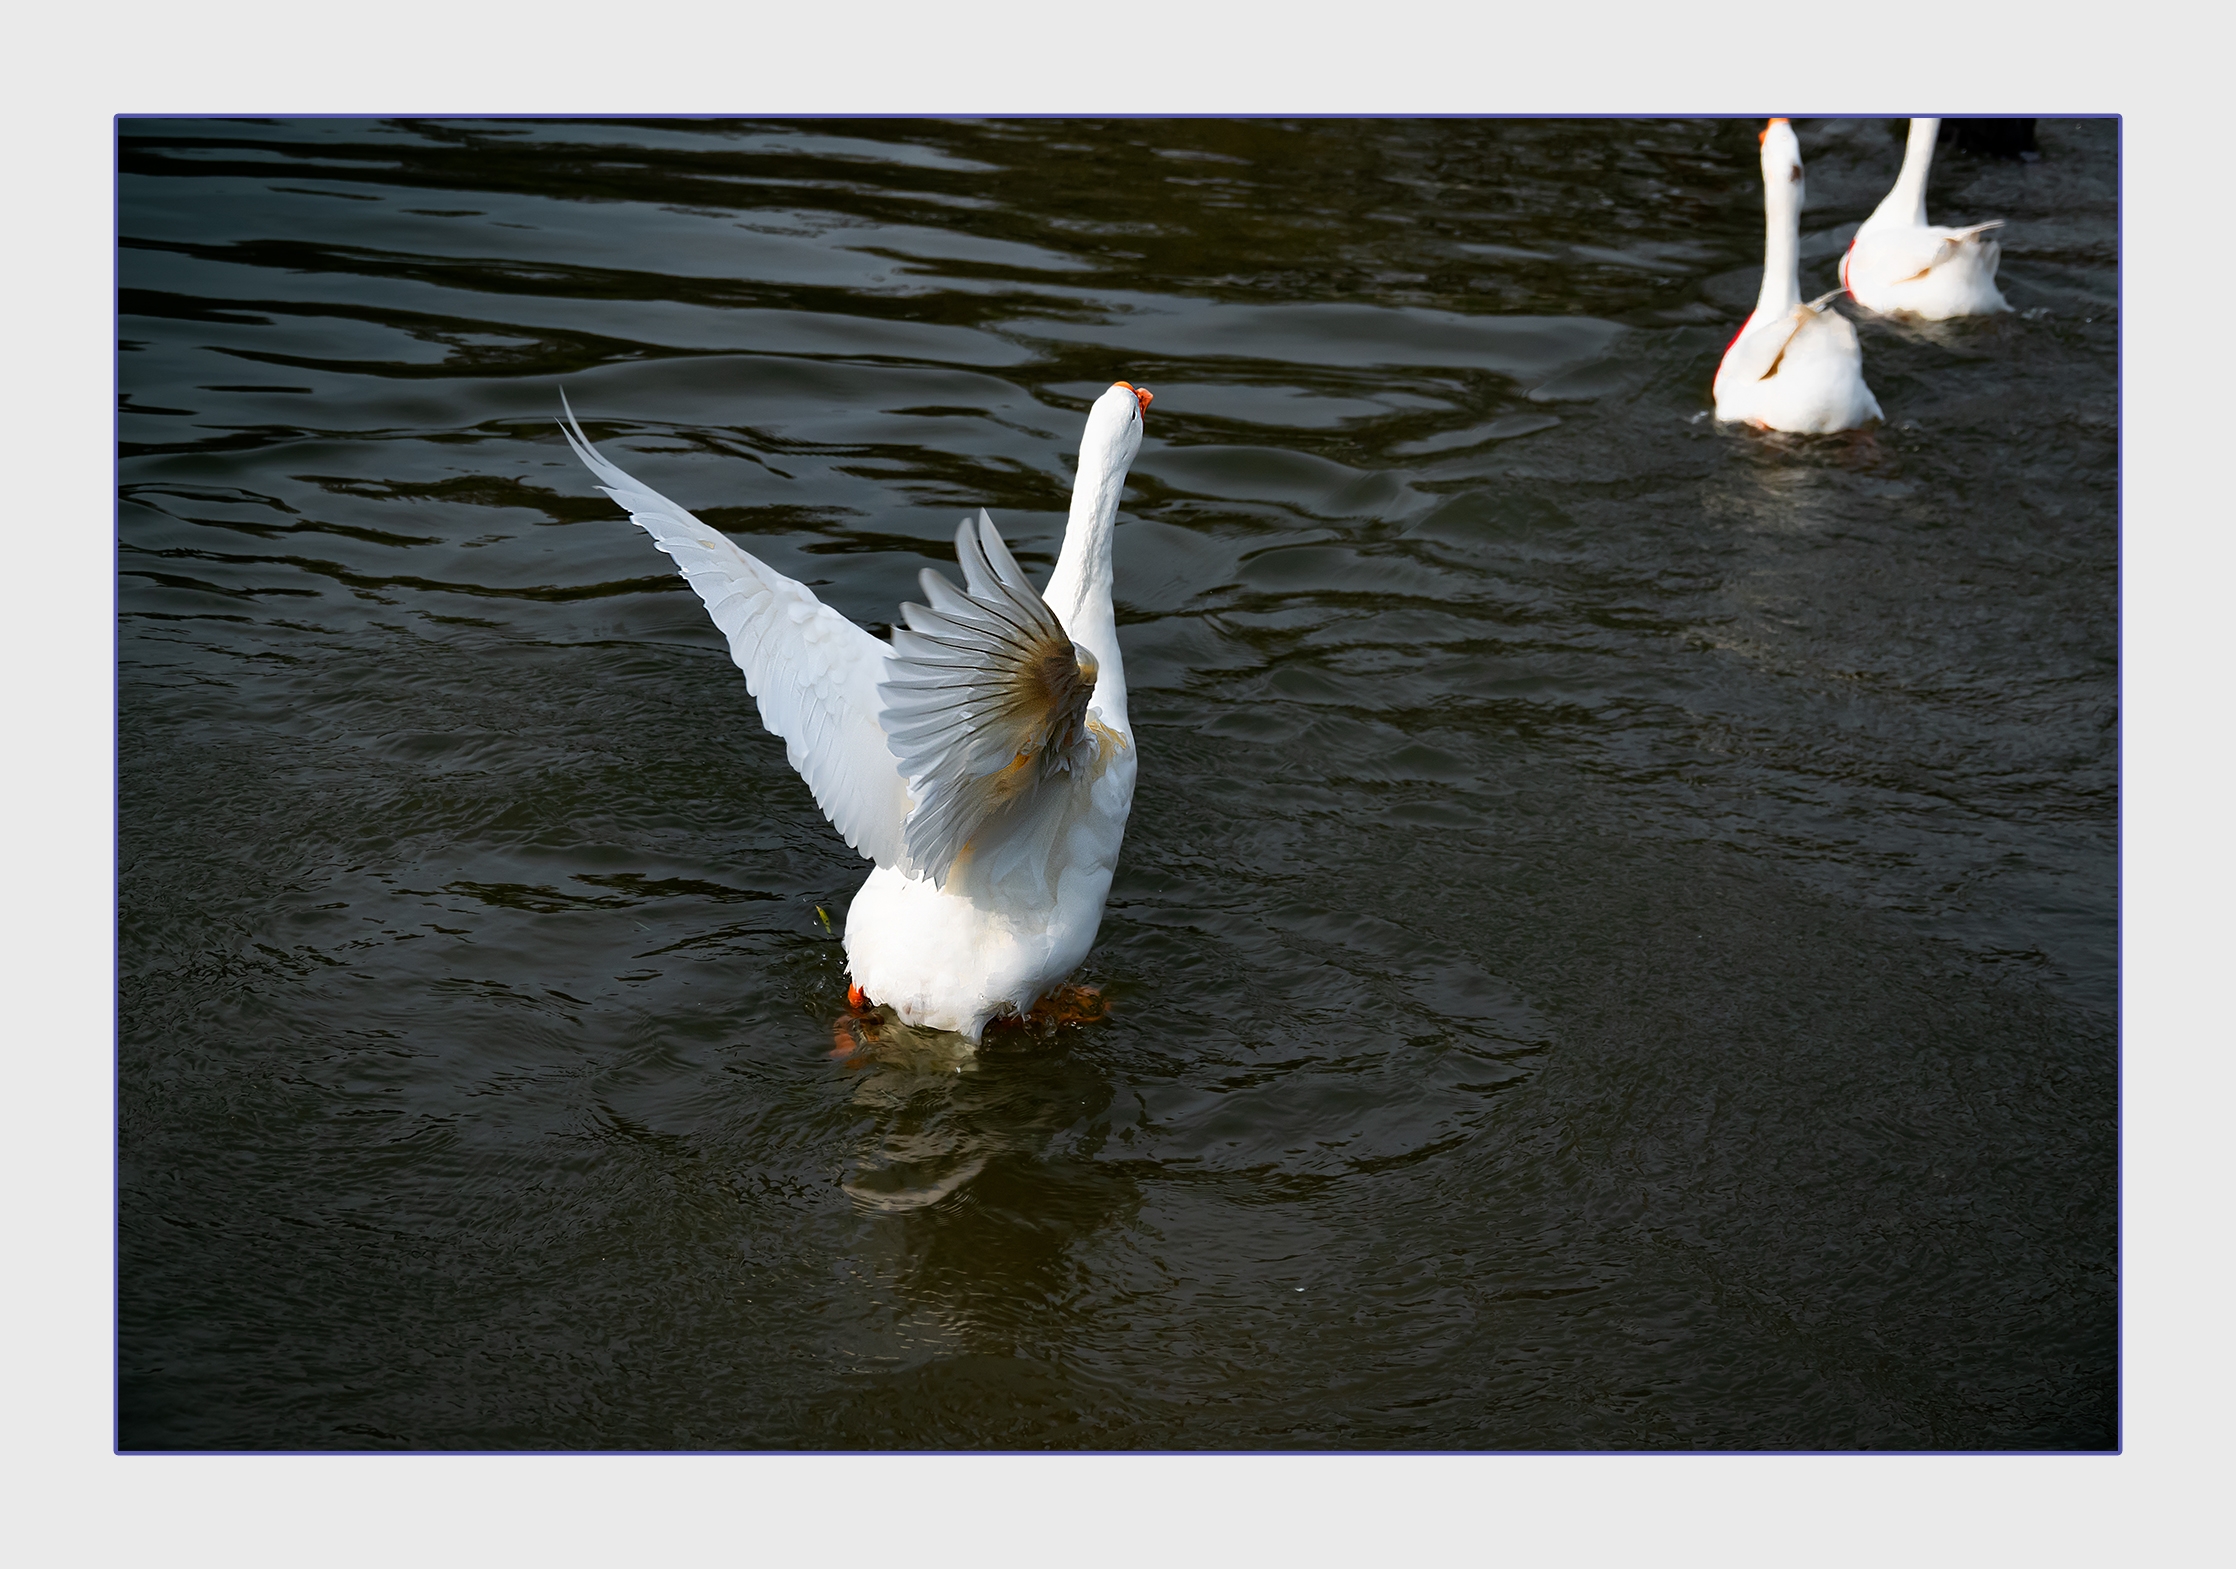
[1082,380,1152,484]
[1759,117,1803,198]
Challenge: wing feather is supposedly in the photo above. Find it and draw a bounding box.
[1717,307,1807,391]
[559,396,910,867]
[1924,220,2005,276]
[879,509,1099,888]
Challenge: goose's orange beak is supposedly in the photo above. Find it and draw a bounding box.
[1759,117,1788,144]
[1116,380,1153,416]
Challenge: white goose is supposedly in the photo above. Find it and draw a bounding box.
[1714,118,1883,434]
[561,382,1152,1044]
[1843,118,2010,319]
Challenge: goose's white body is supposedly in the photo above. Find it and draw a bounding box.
[1842,118,2010,320]
[1714,120,1883,434]
[563,383,1149,1043]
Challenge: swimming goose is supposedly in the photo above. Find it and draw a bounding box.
[1842,117,2011,319]
[561,382,1151,1044]
[1714,119,1883,434]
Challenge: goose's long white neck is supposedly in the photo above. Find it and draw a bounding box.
[1754,133,1805,322]
[1866,118,1938,233]
[1044,399,1138,731]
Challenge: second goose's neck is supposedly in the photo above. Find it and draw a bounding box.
[1871,117,1938,230]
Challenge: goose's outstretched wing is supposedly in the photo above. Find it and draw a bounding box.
[560,397,910,868]
[880,510,1099,888]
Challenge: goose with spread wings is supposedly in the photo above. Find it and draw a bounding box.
[561,381,1151,1044]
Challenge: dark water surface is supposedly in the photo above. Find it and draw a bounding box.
[117,117,2118,1449]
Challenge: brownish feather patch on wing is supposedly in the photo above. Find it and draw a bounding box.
[878,511,1107,886]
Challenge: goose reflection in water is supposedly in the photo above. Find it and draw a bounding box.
[830,1007,1120,1217]
[813,1029,1144,1402]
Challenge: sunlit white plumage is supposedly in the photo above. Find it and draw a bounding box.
[562,382,1150,1043]
[1714,119,1883,435]
[1842,118,2010,320]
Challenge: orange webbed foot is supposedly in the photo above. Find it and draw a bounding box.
[1033,982,1110,1026]
[832,983,879,1058]
[981,984,1108,1039]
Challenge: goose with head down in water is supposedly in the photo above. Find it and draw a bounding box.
[561,381,1152,1045]
[1714,118,1883,434]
